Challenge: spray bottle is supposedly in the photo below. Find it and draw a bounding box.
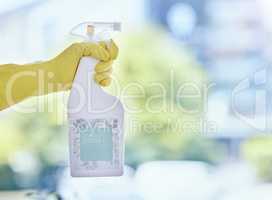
[68,22,124,177]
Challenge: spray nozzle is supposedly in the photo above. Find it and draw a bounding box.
[70,21,121,41]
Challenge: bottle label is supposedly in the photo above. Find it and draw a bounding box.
[80,126,113,161]
[70,118,120,170]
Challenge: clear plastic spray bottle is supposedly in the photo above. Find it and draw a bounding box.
[68,22,124,177]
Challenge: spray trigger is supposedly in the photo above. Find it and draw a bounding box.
[70,21,121,41]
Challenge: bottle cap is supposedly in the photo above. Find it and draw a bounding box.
[87,25,95,35]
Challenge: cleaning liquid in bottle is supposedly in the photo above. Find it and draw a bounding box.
[68,22,124,177]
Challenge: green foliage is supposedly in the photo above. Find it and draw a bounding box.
[0,94,68,189]
[111,26,224,166]
[243,137,272,182]
[0,94,68,165]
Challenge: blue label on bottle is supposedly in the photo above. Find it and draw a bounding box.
[80,127,113,161]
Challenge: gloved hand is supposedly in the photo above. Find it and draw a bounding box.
[0,40,118,111]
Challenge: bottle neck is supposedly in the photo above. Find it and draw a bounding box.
[86,32,95,42]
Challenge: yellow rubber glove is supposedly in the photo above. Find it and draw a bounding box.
[0,40,118,111]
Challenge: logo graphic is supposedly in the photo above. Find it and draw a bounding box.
[232,68,267,131]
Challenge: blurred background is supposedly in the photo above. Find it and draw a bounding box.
[1,0,272,199]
